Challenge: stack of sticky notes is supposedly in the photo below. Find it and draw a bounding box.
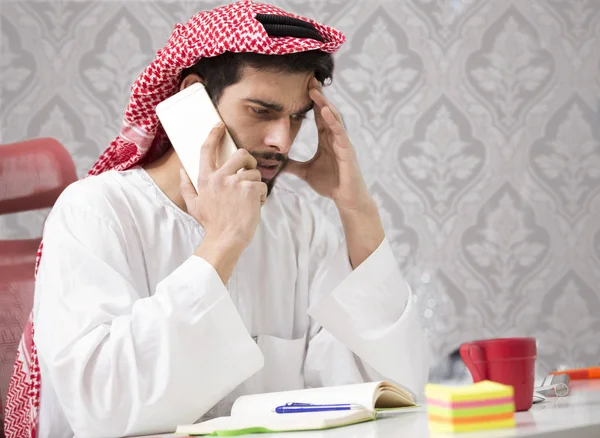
[425,380,516,433]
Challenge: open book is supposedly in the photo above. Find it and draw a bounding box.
[176,381,418,436]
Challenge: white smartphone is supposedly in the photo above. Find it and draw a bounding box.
[155,82,238,193]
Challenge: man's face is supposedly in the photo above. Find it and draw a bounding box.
[214,67,314,193]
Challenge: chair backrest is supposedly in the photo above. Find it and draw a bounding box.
[0,137,78,214]
[0,137,78,422]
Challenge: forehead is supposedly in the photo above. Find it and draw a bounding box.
[225,67,313,108]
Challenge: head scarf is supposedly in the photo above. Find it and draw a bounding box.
[4,2,344,436]
[92,0,344,176]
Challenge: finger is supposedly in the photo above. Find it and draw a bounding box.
[235,168,262,182]
[219,149,258,175]
[199,121,226,174]
[282,158,309,180]
[258,181,268,203]
[308,89,327,132]
[321,106,348,139]
[309,76,323,91]
[179,168,197,200]
[321,106,355,158]
[309,87,343,126]
[308,78,327,130]
[241,180,268,202]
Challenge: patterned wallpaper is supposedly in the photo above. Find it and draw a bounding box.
[1,0,599,377]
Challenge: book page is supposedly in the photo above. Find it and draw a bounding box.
[231,382,383,417]
[374,382,416,408]
[177,410,374,435]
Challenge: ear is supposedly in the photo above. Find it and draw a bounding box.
[180,73,204,91]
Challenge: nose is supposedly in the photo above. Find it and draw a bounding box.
[264,118,292,155]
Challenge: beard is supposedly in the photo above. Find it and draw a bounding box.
[249,151,288,195]
[227,131,288,195]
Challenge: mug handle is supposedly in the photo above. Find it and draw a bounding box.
[459,343,487,382]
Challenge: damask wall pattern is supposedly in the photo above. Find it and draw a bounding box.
[1,0,599,376]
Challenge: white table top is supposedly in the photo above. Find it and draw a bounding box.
[140,380,600,438]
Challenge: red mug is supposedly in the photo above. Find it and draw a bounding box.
[459,337,536,411]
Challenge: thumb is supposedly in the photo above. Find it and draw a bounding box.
[283,158,309,180]
[179,168,197,202]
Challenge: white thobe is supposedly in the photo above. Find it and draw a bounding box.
[32,167,429,438]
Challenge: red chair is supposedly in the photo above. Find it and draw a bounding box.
[0,138,77,429]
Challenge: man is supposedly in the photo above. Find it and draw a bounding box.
[5,1,429,437]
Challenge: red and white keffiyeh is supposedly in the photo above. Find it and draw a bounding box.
[4,1,344,436]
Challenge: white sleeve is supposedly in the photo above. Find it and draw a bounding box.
[33,203,263,438]
[302,211,430,400]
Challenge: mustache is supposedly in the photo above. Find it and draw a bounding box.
[247,151,288,195]
[249,151,287,163]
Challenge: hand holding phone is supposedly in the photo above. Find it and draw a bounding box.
[179,124,267,282]
[156,82,238,193]
[156,83,267,281]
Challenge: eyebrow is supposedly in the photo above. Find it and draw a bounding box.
[245,98,314,115]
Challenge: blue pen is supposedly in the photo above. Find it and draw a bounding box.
[274,402,364,414]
